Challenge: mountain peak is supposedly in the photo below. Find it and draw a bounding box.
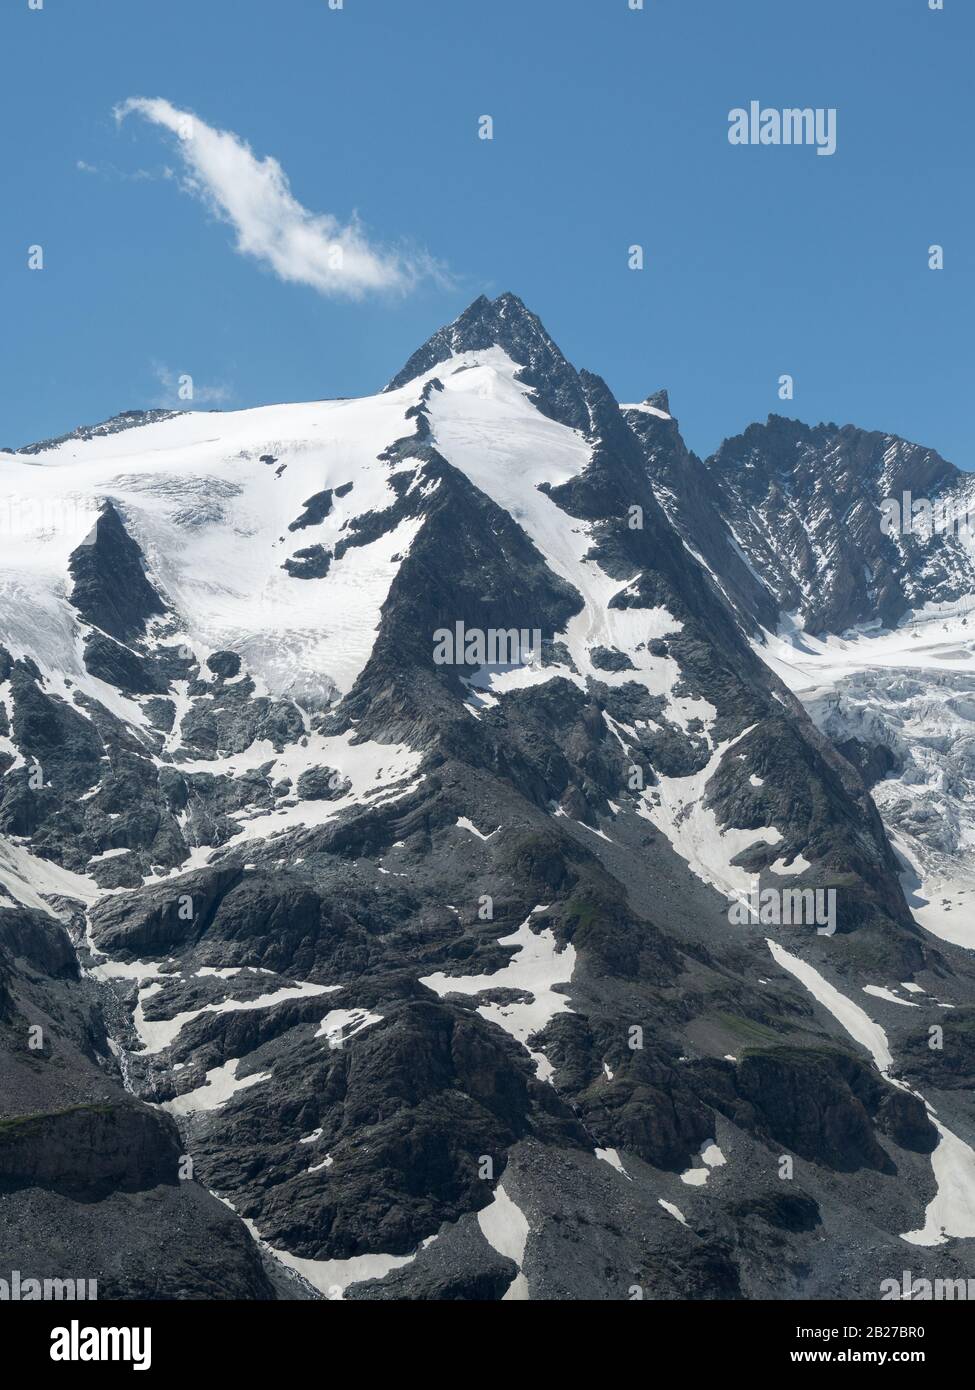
[621,389,673,423]
[385,292,551,385]
[384,293,590,431]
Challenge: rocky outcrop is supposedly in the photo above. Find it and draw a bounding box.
[68,501,168,642]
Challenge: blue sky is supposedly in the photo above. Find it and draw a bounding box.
[2,0,970,467]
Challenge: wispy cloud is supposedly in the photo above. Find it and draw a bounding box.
[115,97,444,299]
[151,362,232,410]
[77,158,174,183]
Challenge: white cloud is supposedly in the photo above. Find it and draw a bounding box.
[115,97,441,299]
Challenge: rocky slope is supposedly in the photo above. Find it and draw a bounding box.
[707,414,975,638]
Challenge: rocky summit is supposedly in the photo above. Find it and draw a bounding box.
[2,293,975,1301]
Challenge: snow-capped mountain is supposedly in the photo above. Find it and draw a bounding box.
[3,294,975,1301]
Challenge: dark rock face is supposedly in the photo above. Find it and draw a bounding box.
[175,678,305,760]
[202,999,582,1263]
[296,766,349,800]
[732,1192,821,1233]
[7,661,105,799]
[625,403,780,635]
[283,545,332,579]
[68,501,168,642]
[703,416,974,635]
[589,646,635,672]
[88,865,243,955]
[733,1048,932,1171]
[83,632,170,695]
[0,906,78,979]
[0,1102,180,1197]
[0,904,280,1299]
[901,1008,975,1089]
[207,650,241,680]
[289,488,340,532]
